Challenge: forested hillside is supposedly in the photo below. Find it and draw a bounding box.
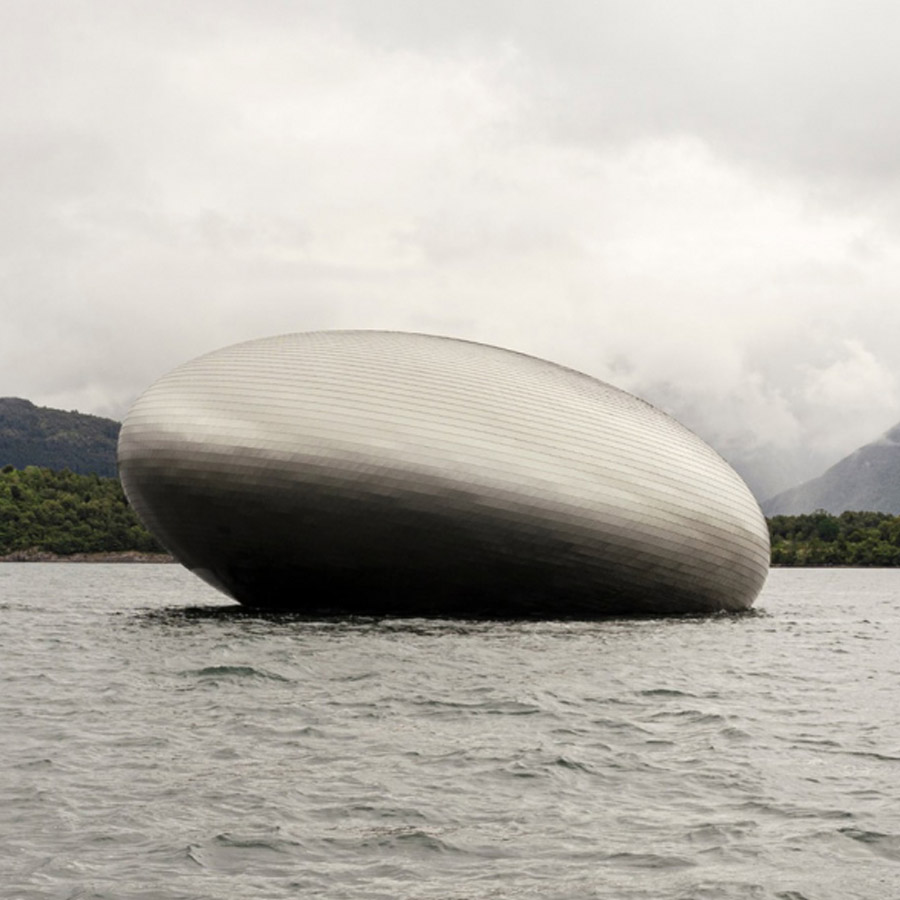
[0,398,119,477]
[0,466,163,557]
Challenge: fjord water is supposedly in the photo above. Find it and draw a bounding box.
[2,566,898,900]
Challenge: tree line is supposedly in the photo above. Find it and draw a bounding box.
[4,464,900,565]
[768,510,900,566]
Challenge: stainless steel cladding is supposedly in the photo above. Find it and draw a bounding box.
[118,332,770,615]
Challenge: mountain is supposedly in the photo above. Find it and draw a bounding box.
[0,398,119,477]
[763,422,900,515]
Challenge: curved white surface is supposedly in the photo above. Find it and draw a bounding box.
[118,331,769,615]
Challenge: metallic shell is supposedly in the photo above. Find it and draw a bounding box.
[118,331,769,615]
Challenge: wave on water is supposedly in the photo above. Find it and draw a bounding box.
[180,665,293,683]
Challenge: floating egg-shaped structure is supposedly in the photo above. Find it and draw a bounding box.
[118,331,769,615]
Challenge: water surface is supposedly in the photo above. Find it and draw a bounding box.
[2,565,899,899]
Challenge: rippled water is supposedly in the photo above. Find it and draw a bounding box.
[2,564,899,899]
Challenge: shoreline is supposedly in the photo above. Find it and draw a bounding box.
[0,550,175,563]
[0,553,894,568]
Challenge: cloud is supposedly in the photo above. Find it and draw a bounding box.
[4,2,900,498]
[334,0,900,184]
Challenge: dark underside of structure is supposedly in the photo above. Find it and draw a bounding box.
[128,473,762,617]
[195,560,729,619]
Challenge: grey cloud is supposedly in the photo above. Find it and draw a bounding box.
[332,0,900,184]
[3,1,900,501]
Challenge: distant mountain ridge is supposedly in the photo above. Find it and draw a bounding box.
[0,397,119,477]
[763,422,900,515]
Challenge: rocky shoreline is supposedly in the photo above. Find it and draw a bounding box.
[0,549,175,563]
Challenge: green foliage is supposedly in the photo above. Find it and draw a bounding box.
[768,510,900,566]
[0,466,163,556]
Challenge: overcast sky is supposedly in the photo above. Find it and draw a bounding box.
[4,0,900,499]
